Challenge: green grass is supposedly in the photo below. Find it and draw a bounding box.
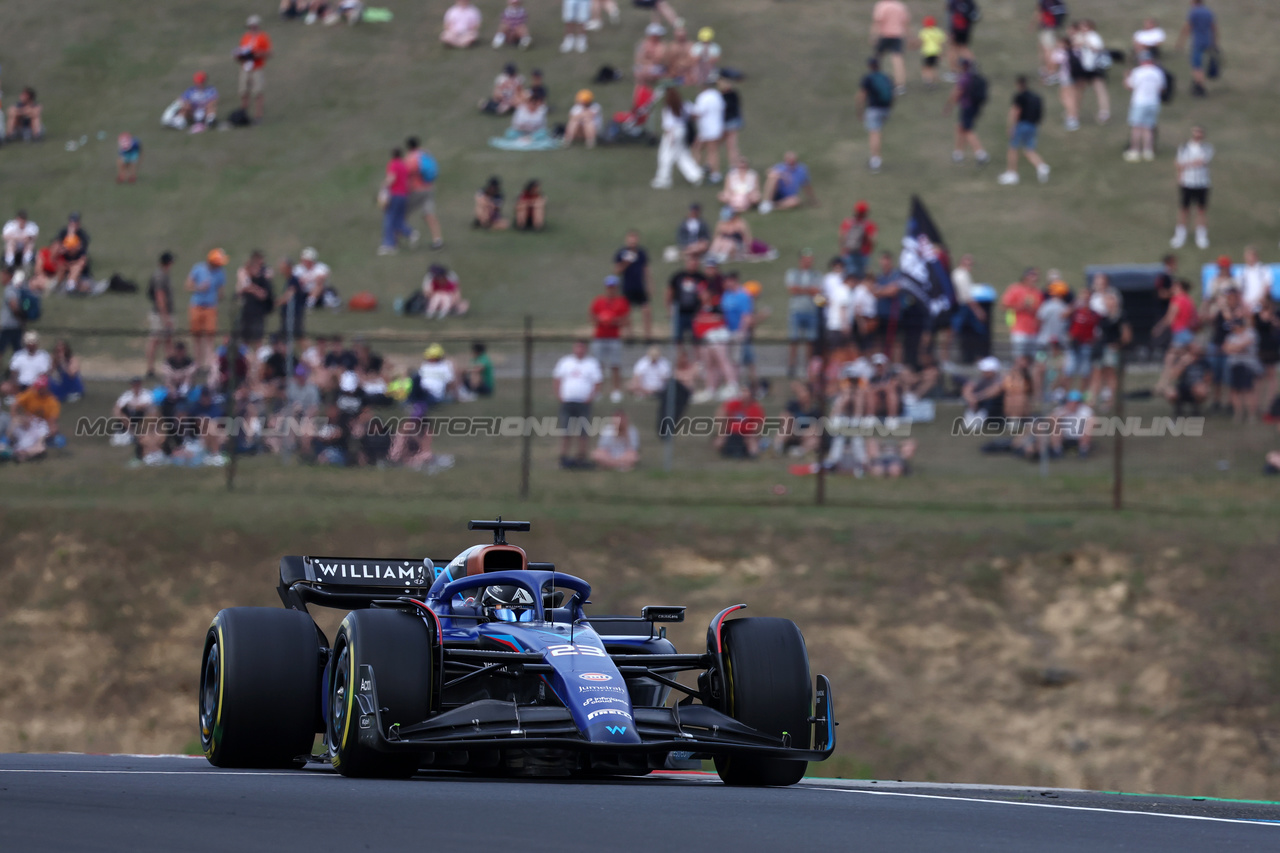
[2,0,1279,355]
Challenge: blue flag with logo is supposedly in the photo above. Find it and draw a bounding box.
[897,196,957,316]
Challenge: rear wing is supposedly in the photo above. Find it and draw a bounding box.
[277,555,450,612]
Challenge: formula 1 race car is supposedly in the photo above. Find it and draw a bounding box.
[199,519,836,786]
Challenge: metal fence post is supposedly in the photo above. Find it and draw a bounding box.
[520,315,533,500]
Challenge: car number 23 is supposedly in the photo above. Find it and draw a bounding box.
[548,644,607,658]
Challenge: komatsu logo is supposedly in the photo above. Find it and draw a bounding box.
[314,561,425,582]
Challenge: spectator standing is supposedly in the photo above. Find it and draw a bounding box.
[998,75,1050,185]
[822,259,853,359]
[235,251,275,350]
[667,255,706,348]
[652,88,703,189]
[145,251,175,377]
[717,76,743,166]
[116,133,142,184]
[1073,19,1111,124]
[721,274,756,386]
[614,230,652,341]
[379,147,416,255]
[591,276,631,403]
[554,340,603,468]
[441,0,482,47]
[1036,1,1069,82]
[946,253,985,358]
[1176,0,1217,97]
[1133,17,1167,60]
[692,76,726,184]
[1171,126,1213,249]
[947,0,978,74]
[785,249,821,377]
[948,59,990,165]
[858,58,895,174]
[690,27,721,86]
[1123,52,1165,162]
[871,0,911,94]
[277,259,307,340]
[760,152,816,213]
[917,16,947,88]
[3,211,38,269]
[1222,316,1260,423]
[236,15,272,122]
[47,339,83,403]
[1052,34,1080,130]
[838,201,878,280]
[1002,268,1044,359]
[405,137,444,250]
[186,249,228,374]
[1239,247,1274,314]
[561,0,590,53]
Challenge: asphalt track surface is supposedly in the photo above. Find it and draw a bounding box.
[1,755,1277,852]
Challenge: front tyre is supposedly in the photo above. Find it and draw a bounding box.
[328,609,433,778]
[200,607,323,768]
[713,617,812,787]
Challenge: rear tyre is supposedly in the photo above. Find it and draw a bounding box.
[328,609,433,778]
[200,607,323,768]
[713,617,812,787]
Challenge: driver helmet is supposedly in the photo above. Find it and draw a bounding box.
[480,584,535,623]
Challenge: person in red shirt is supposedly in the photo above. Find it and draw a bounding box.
[379,148,415,255]
[236,15,272,121]
[838,201,878,279]
[1000,267,1043,359]
[1066,289,1101,391]
[714,384,764,458]
[590,276,631,401]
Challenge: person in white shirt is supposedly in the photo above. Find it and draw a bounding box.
[849,276,878,348]
[3,211,39,268]
[1132,17,1166,59]
[628,346,671,397]
[292,248,331,309]
[1238,246,1274,313]
[1049,390,1095,457]
[821,259,852,355]
[9,409,50,461]
[440,0,481,48]
[553,340,603,467]
[691,76,726,184]
[9,331,52,388]
[1123,52,1165,162]
[416,343,457,403]
[690,27,721,86]
[562,89,602,148]
[652,88,703,189]
[717,158,760,213]
[1172,125,1214,250]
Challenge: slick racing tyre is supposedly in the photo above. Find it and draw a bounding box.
[328,609,433,778]
[200,607,323,768]
[713,617,812,787]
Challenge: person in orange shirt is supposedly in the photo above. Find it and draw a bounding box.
[1001,268,1044,360]
[14,375,61,436]
[236,15,272,122]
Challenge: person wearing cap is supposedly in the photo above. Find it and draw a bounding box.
[145,252,175,377]
[560,0,591,53]
[186,249,228,374]
[1172,126,1213,250]
[963,356,1005,421]
[441,0,481,47]
[3,209,39,269]
[416,344,458,405]
[691,75,726,184]
[1123,52,1165,163]
[838,201,878,280]
[871,0,911,94]
[998,75,1050,186]
[553,340,603,468]
[1036,278,1071,394]
[690,27,721,86]
[563,89,602,148]
[759,152,816,215]
[917,15,946,87]
[492,0,531,49]
[236,15,272,122]
[785,249,821,376]
[591,275,631,402]
[614,229,652,340]
[858,58,895,174]
[180,71,219,131]
[8,330,51,390]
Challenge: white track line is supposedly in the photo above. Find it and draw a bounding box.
[806,786,1280,828]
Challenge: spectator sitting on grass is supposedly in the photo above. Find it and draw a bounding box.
[633,24,669,88]
[628,346,670,398]
[5,87,43,142]
[1043,389,1094,458]
[962,356,1005,423]
[9,331,51,391]
[416,343,458,405]
[164,71,219,132]
[7,408,49,462]
[463,342,495,397]
[666,26,695,85]
[674,202,710,261]
[479,63,525,115]
[475,176,509,230]
[113,376,152,448]
[389,406,436,470]
[502,87,550,143]
[689,27,721,86]
[759,152,817,214]
[591,409,640,471]
[1162,340,1211,415]
[48,339,83,403]
[423,264,470,319]
[3,210,39,269]
[706,208,752,264]
[718,157,760,214]
[866,437,916,478]
[293,247,336,310]
[441,0,482,48]
[563,90,602,148]
[163,340,199,398]
[13,375,62,452]
[858,353,901,419]
[55,213,93,294]
[492,0,531,49]
[514,180,546,231]
[713,384,764,459]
